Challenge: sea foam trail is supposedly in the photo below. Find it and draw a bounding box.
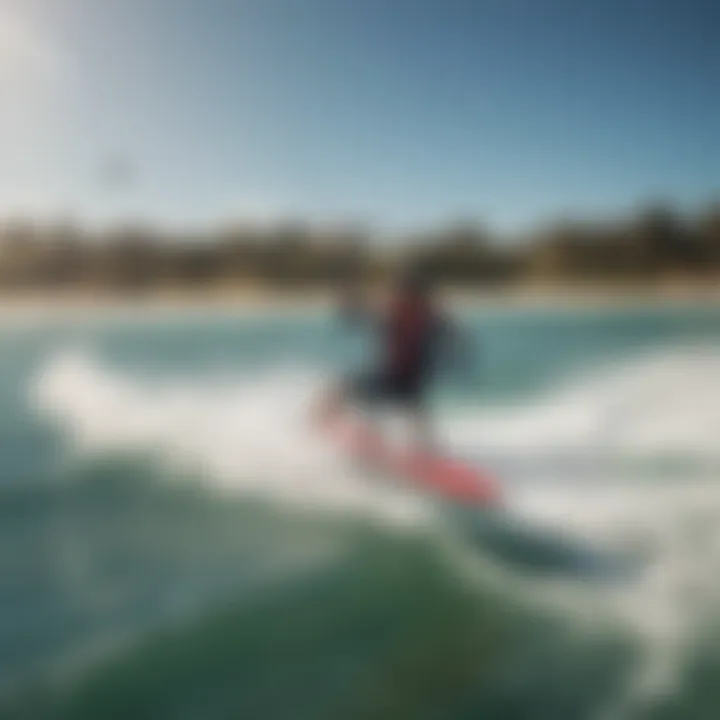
[31,349,431,527]
[31,346,720,542]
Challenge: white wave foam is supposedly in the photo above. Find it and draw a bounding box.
[449,345,720,461]
[31,349,430,527]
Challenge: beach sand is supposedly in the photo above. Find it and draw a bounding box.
[0,280,718,324]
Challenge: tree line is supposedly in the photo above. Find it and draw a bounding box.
[0,202,719,293]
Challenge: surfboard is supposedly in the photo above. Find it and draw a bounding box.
[324,414,501,507]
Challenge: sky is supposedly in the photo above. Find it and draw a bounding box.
[1,0,719,234]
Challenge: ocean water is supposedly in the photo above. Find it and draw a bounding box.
[2,302,720,719]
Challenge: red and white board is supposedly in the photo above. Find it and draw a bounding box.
[324,414,500,507]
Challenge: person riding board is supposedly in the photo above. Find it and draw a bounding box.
[317,267,471,450]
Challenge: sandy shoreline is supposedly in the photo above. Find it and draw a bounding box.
[0,283,718,322]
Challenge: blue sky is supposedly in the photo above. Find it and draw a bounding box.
[1,0,719,234]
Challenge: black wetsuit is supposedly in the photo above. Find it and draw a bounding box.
[347,299,450,409]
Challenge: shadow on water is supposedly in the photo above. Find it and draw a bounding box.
[447,505,638,583]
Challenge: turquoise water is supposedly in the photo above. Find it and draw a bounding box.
[2,302,720,719]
